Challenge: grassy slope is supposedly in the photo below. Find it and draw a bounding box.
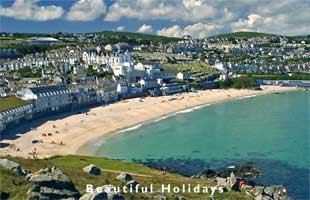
[0,155,252,200]
[98,31,181,43]
[211,32,278,39]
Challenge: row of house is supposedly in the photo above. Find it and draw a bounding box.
[256,80,310,87]
[0,77,190,133]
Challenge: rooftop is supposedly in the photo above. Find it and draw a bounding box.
[0,96,30,112]
[30,85,69,95]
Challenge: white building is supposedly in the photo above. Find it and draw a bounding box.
[116,83,129,94]
[0,97,33,133]
[176,72,190,80]
[16,85,72,115]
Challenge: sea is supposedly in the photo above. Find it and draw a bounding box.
[90,91,310,200]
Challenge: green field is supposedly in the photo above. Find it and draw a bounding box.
[0,155,252,200]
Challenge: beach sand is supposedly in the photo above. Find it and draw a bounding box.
[0,86,297,158]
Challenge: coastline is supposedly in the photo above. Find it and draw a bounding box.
[0,86,298,159]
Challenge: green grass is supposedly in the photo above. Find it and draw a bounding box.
[163,61,217,75]
[212,31,278,39]
[95,31,181,44]
[0,155,253,200]
[0,96,30,112]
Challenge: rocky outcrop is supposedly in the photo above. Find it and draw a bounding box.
[242,185,293,200]
[193,165,260,180]
[26,167,80,200]
[116,173,133,182]
[216,172,237,191]
[83,164,101,176]
[192,169,217,179]
[79,191,108,200]
[0,158,29,176]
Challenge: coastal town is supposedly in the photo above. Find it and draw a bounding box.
[1,0,310,198]
[0,31,309,200]
[1,31,309,134]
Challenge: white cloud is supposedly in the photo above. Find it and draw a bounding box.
[157,23,223,38]
[157,25,183,38]
[116,26,125,31]
[137,24,152,33]
[231,14,263,32]
[231,12,310,36]
[66,0,106,21]
[105,0,215,22]
[105,0,310,36]
[0,0,64,21]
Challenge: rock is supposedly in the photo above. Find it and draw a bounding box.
[195,169,217,179]
[116,173,133,182]
[0,158,27,176]
[126,180,140,189]
[109,194,125,200]
[79,191,108,200]
[102,185,125,200]
[216,177,228,189]
[102,185,117,198]
[254,194,263,200]
[153,193,167,200]
[217,165,260,179]
[228,172,237,189]
[83,164,101,176]
[263,185,280,198]
[0,191,10,200]
[26,167,80,200]
[262,196,273,200]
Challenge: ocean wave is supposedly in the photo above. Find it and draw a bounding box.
[236,95,257,100]
[117,124,143,133]
[176,104,210,114]
[153,115,169,123]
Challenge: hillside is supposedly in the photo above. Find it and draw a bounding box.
[0,155,251,200]
[211,31,279,39]
[97,31,181,44]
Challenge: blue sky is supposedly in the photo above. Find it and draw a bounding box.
[0,0,309,38]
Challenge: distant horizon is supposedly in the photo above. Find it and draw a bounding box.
[1,0,309,38]
[1,30,309,39]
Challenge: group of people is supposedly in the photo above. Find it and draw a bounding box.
[8,144,20,151]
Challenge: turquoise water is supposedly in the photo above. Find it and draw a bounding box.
[93,91,310,199]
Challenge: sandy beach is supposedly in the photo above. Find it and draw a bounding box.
[0,86,297,158]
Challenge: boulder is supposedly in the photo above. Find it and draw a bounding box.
[263,185,280,198]
[109,194,125,200]
[153,193,167,200]
[79,191,108,200]
[116,173,133,182]
[0,158,28,176]
[217,165,260,179]
[228,172,237,189]
[194,169,217,179]
[102,185,125,200]
[26,167,80,200]
[83,164,101,176]
[0,191,9,200]
[125,180,140,189]
[216,177,228,189]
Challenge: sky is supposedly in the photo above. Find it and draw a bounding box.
[0,0,309,38]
